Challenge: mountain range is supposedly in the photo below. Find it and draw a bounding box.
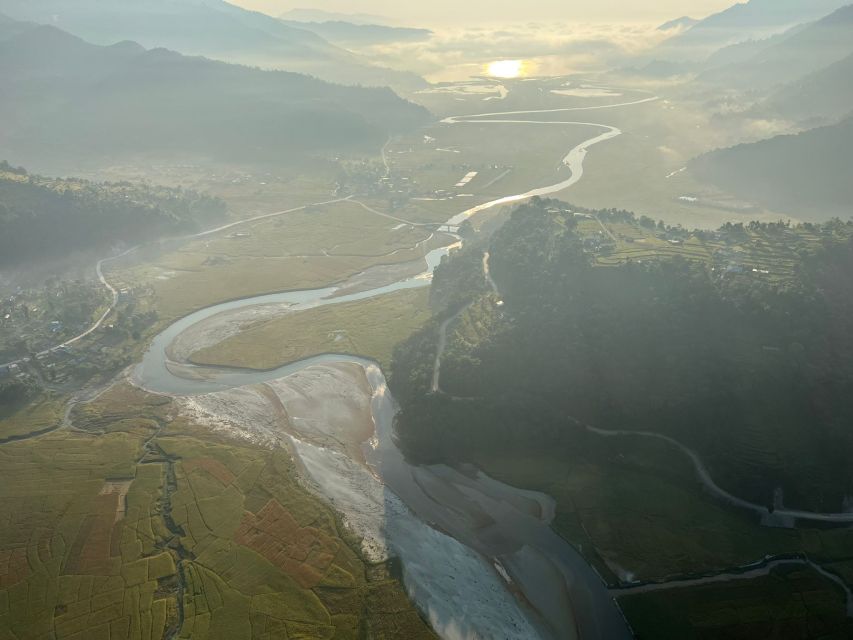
[279,8,393,26]
[699,4,853,90]
[0,0,426,90]
[0,16,431,172]
[656,0,852,60]
[279,20,432,46]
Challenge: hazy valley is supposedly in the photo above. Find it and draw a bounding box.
[1,1,853,639]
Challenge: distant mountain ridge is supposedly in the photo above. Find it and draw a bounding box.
[0,16,431,171]
[656,0,852,59]
[688,4,853,220]
[279,20,432,45]
[280,8,394,26]
[657,16,698,32]
[0,0,426,90]
[699,5,853,89]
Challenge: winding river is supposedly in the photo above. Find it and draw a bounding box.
[130,96,667,638]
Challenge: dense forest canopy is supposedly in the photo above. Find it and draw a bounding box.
[0,163,226,267]
[391,199,853,512]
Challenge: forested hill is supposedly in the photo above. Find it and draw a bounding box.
[0,162,226,268]
[390,199,853,512]
[762,52,853,125]
[690,115,853,219]
[0,17,431,170]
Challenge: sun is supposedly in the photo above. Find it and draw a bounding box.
[486,60,524,79]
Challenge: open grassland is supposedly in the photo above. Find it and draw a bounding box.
[110,200,438,320]
[191,288,432,371]
[194,200,429,260]
[393,122,595,197]
[619,564,853,639]
[0,384,436,639]
[474,434,853,586]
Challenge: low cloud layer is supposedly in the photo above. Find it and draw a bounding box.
[352,22,670,81]
[238,1,733,26]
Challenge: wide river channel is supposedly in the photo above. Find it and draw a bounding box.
[132,100,650,639]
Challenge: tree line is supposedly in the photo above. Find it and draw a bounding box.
[0,164,226,267]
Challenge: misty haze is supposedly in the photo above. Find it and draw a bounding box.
[1,1,853,639]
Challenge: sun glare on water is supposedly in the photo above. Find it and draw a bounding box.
[486,59,525,79]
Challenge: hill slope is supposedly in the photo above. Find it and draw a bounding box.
[690,116,853,218]
[279,20,432,45]
[760,52,853,125]
[657,0,850,60]
[0,19,430,170]
[657,16,698,32]
[0,0,424,89]
[699,4,853,89]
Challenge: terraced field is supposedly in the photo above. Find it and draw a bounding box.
[577,215,834,284]
[0,383,435,640]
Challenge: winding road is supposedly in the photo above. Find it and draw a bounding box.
[583,424,853,524]
[612,555,853,616]
[432,252,499,394]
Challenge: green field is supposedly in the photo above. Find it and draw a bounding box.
[191,288,432,371]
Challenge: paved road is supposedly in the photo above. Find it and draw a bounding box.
[584,423,853,524]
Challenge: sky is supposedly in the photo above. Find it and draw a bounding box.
[233,0,736,25]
